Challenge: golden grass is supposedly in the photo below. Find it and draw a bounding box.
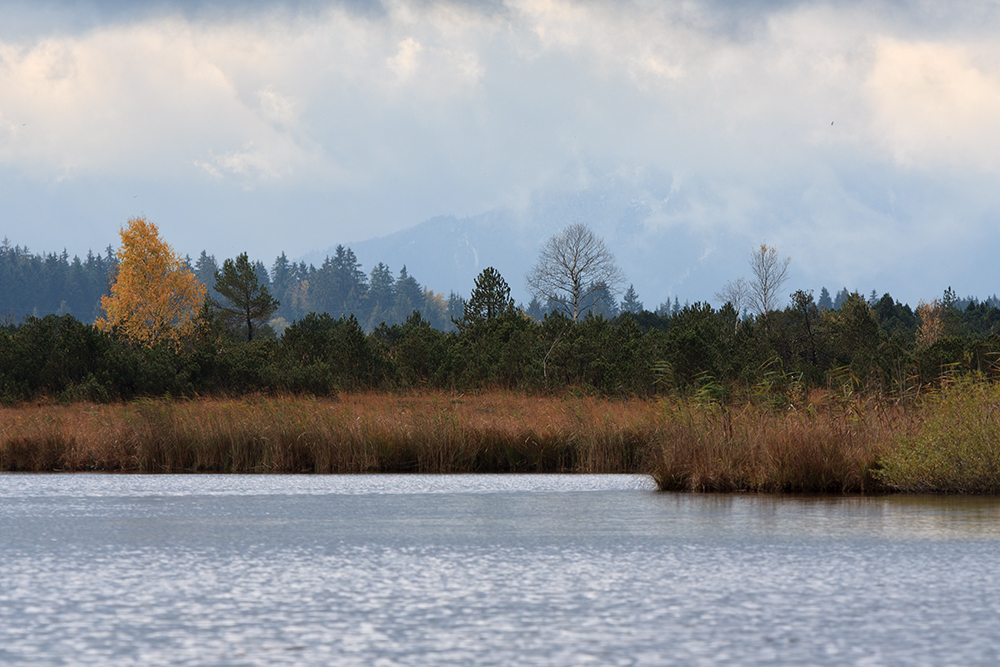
[10,388,992,495]
[651,393,906,493]
[0,392,661,474]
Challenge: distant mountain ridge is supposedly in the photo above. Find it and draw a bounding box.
[300,181,747,310]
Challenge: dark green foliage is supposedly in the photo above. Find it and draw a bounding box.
[455,267,515,334]
[210,252,280,342]
[0,241,117,323]
[279,313,382,393]
[873,293,916,340]
[621,284,643,314]
[386,312,450,387]
[817,287,833,310]
[310,245,367,320]
[662,302,727,389]
[8,233,1000,404]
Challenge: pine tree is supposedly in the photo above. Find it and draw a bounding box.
[621,284,643,314]
[210,252,280,342]
[457,267,515,332]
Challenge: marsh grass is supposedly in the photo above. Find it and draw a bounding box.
[651,394,899,493]
[0,393,661,474]
[878,379,1000,493]
[3,386,999,494]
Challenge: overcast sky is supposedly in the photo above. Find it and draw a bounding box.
[2,0,1000,305]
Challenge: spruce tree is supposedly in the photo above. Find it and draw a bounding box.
[621,284,643,314]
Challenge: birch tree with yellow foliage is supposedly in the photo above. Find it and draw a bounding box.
[96,216,206,347]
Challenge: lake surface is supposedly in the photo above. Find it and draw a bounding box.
[2,474,1000,665]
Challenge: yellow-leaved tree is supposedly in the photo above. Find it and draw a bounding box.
[96,216,206,347]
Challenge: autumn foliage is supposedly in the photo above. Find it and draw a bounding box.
[96,216,205,347]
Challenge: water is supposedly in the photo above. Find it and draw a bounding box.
[2,474,1000,665]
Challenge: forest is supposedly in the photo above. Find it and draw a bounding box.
[2,223,1000,405]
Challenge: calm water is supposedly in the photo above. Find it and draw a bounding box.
[2,475,1000,666]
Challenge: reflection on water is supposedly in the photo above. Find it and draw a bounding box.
[1,474,999,665]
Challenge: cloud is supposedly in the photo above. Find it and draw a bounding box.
[1,0,1000,305]
[867,37,1000,172]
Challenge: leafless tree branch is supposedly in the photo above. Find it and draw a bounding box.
[525,224,625,322]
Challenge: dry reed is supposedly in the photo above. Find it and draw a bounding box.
[4,389,978,495]
[0,392,661,474]
[651,393,906,493]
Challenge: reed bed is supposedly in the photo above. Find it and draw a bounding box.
[0,392,660,474]
[4,386,999,494]
[651,394,904,493]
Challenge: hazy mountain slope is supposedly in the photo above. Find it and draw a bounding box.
[301,178,750,309]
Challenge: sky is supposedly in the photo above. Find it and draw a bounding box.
[2,0,1000,307]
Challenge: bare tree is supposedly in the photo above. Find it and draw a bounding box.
[716,277,750,316]
[716,277,750,332]
[747,243,790,315]
[526,224,625,322]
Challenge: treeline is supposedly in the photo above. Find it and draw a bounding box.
[0,240,456,331]
[0,240,118,323]
[192,246,457,332]
[4,281,1000,405]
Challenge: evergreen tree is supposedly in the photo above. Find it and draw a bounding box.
[621,284,643,314]
[585,281,619,319]
[392,265,424,323]
[525,296,546,321]
[194,251,219,301]
[311,245,367,319]
[446,291,466,329]
[833,287,850,310]
[210,252,280,342]
[817,287,833,310]
[457,267,515,332]
[270,252,294,316]
[366,262,396,329]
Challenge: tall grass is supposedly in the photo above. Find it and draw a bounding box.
[651,393,899,493]
[878,379,1000,493]
[4,386,1000,494]
[0,393,660,474]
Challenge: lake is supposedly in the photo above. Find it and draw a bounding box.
[2,474,999,665]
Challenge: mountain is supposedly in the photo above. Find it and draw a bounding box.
[300,176,761,309]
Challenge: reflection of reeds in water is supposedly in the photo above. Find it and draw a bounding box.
[0,393,661,474]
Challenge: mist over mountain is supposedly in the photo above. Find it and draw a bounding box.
[303,174,758,309]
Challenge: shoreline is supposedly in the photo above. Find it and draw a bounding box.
[2,385,998,493]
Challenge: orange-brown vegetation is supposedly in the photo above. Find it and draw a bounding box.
[96,216,205,347]
[653,390,904,493]
[0,392,660,474]
[9,385,1000,494]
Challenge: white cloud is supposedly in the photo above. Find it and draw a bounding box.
[388,36,423,79]
[1,0,1000,304]
[867,37,1000,172]
[257,88,300,127]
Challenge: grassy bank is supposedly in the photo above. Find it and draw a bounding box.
[2,385,999,493]
[652,394,900,493]
[0,393,659,474]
